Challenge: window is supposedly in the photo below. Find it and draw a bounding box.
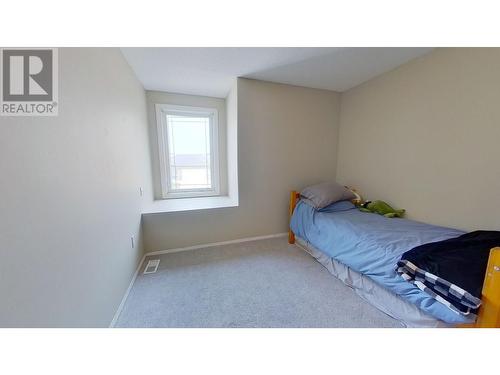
[156,104,220,199]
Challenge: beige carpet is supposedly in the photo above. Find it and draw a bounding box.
[116,237,402,328]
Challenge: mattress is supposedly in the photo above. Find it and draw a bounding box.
[290,200,475,325]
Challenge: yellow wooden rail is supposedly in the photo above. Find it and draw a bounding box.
[288,190,300,244]
[473,247,500,327]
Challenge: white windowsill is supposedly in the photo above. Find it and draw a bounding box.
[142,194,239,214]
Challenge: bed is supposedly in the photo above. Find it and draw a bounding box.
[288,191,500,328]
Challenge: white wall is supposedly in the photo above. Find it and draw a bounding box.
[337,48,500,231]
[143,78,340,251]
[0,48,152,327]
[225,81,239,202]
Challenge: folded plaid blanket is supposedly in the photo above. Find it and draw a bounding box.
[397,260,478,315]
[396,231,500,316]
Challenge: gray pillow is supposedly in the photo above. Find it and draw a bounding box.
[300,182,356,209]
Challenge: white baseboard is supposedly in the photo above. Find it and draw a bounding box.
[146,232,288,257]
[109,232,288,327]
[109,253,146,328]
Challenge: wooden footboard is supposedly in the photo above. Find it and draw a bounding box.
[287,190,500,328]
[470,247,500,328]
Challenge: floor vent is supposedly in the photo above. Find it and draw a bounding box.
[144,259,160,274]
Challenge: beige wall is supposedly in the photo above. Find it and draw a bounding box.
[0,48,152,327]
[143,78,340,251]
[337,48,500,231]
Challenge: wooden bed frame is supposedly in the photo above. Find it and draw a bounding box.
[288,190,500,328]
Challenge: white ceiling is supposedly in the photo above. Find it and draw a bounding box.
[121,47,433,98]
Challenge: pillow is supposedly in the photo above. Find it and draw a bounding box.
[300,182,356,209]
[319,200,355,213]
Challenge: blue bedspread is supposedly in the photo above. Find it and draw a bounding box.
[290,200,472,324]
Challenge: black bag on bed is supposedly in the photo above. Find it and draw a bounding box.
[397,231,500,314]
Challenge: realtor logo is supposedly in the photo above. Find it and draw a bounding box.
[1,48,58,116]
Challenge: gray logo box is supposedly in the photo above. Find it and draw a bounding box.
[1,48,58,116]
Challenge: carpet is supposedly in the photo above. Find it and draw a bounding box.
[115,237,402,327]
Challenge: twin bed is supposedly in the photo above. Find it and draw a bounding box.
[288,190,500,328]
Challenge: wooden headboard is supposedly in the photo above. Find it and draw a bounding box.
[288,190,300,244]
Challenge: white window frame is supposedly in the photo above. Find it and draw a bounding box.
[155,103,220,199]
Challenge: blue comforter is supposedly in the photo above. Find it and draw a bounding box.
[290,200,472,324]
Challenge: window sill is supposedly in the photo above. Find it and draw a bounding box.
[142,194,239,214]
